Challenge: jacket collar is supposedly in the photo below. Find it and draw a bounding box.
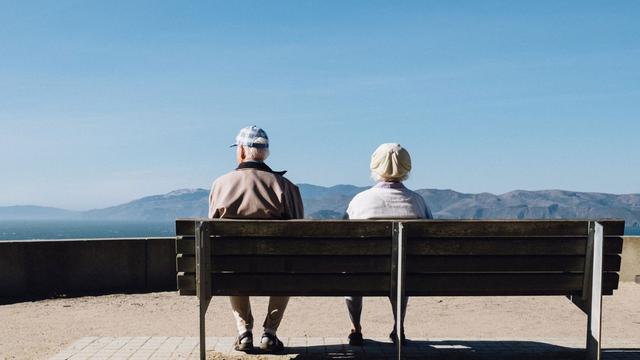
[236,161,287,176]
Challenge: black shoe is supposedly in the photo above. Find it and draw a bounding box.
[234,331,253,352]
[348,330,364,346]
[389,331,407,345]
[260,333,285,353]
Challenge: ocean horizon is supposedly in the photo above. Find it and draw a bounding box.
[0,219,638,240]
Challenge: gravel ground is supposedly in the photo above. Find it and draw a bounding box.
[1,283,639,359]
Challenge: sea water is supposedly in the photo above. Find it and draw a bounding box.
[0,220,174,240]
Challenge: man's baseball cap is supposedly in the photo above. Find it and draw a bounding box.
[230,125,269,149]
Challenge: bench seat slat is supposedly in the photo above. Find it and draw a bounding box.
[176,219,625,237]
[176,254,621,273]
[177,237,391,255]
[406,273,619,296]
[407,255,622,273]
[178,254,389,273]
[176,236,623,256]
[407,237,623,255]
[176,219,392,237]
[403,220,624,237]
[178,273,390,296]
[176,272,619,296]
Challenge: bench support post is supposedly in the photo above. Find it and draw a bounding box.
[584,221,604,360]
[391,222,406,360]
[196,221,212,360]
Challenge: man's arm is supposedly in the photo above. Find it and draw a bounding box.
[208,181,219,219]
[284,182,304,219]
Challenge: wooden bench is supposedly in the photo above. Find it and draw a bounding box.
[175,219,625,360]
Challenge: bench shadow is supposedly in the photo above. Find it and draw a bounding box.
[276,340,640,359]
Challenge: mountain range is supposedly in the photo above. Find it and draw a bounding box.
[1,184,639,230]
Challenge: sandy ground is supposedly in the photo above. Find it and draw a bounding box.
[1,283,639,360]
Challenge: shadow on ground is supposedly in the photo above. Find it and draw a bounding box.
[207,340,640,360]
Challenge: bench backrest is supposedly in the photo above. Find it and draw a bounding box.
[175,219,624,297]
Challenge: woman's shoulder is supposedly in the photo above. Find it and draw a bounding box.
[349,187,382,204]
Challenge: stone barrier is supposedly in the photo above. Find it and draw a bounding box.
[0,237,176,301]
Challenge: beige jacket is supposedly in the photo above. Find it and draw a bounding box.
[208,161,304,220]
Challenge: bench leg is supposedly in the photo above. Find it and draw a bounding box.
[196,221,212,360]
[391,222,406,360]
[199,297,208,360]
[584,221,604,360]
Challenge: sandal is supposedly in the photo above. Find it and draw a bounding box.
[234,331,253,352]
[389,331,407,345]
[348,330,364,346]
[260,333,284,353]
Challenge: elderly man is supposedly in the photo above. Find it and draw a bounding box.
[208,125,304,353]
[344,143,432,346]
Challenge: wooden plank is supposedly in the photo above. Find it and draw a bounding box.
[179,289,196,296]
[176,219,393,238]
[406,237,623,256]
[176,235,622,256]
[177,272,618,296]
[598,220,626,236]
[177,230,622,256]
[176,236,623,255]
[403,220,624,237]
[177,272,195,290]
[406,255,621,273]
[177,219,625,237]
[209,220,392,237]
[604,236,624,254]
[404,220,589,237]
[176,236,196,254]
[213,237,391,255]
[177,236,392,256]
[404,273,619,296]
[176,220,197,236]
[211,255,389,273]
[177,273,389,296]
[176,254,622,274]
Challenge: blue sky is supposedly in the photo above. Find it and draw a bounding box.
[1,1,639,210]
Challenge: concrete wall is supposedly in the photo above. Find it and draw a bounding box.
[0,237,176,301]
[620,236,640,283]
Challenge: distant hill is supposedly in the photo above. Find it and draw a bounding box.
[415,189,640,229]
[83,189,209,221]
[1,185,639,232]
[298,184,367,219]
[0,205,80,220]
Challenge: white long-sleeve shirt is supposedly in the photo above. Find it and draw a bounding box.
[346,181,433,220]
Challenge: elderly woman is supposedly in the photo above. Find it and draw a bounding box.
[344,143,433,346]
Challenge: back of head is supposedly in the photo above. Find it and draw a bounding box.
[370,143,412,182]
[232,125,270,161]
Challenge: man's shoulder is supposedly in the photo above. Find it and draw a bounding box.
[279,175,299,189]
[210,170,246,190]
[212,170,240,183]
